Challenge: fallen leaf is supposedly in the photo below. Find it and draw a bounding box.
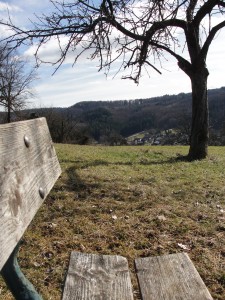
[80,244,86,251]
[33,262,41,267]
[178,243,190,250]
[157,215,166,221]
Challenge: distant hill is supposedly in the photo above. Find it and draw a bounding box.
[1,86,225,145]
[67,86,225,137]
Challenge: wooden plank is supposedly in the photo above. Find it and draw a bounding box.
[135,253,213,300]
[62,252,134,300]
[0,118,61,271]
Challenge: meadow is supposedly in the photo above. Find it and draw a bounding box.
[0,145,225,299]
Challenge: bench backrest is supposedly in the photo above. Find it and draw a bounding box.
[0,117,61,271]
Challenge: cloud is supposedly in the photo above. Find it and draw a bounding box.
[0,2,22,12]
[24,40,63,64]
[0,0,51,31]
[31,55,192,108]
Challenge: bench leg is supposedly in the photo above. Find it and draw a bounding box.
[0,241,43,300]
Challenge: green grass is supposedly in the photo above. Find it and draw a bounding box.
[1,145,225,299]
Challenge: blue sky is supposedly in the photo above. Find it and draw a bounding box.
[0,0,225,108]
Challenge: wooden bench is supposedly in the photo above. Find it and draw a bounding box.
[0,118,213,300]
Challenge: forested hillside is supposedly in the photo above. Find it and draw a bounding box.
[1,87,225,145]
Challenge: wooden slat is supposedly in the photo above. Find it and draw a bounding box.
[62,252,134,300]
[0,118,61,271]
[135,253,213,300]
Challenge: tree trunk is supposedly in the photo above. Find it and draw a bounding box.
[188,67,209,160]
[7,101,11,123]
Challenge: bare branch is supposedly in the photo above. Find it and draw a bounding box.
[194,0,220,26]
[0,0,224,85]
[201,19,225,59]
[186,0,198,22]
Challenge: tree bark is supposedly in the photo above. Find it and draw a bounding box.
[7,100,11,123]
[188,66,209,160]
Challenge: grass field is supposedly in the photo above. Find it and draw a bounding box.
[1,145,225,299]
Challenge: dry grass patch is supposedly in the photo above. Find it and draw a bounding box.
[0,145,225,299]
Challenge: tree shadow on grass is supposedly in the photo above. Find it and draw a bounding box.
[65,166,101,194]
[60,154,194,199]
[61,159,134,169]
[139,154,193,165]
[63,155,192,176]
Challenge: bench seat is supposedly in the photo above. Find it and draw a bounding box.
[62,252,213,300]
[62,252,134,300]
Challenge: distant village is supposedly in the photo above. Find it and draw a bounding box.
[127,130,189,146]
[127,128,224,146]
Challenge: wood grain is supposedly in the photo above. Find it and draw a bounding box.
[135,252,213,300]
[62,251,134,300]
[0,118,61,271]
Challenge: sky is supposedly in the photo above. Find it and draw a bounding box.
[0,0,225,108]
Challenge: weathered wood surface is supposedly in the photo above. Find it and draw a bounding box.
[135,252,213,300]
[62,251,134,300]
[0,118,61,271]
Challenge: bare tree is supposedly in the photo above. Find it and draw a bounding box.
[176,110,192,144]
[31,106,89,144]
[2,0,225,158]
[0,46,37,122]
